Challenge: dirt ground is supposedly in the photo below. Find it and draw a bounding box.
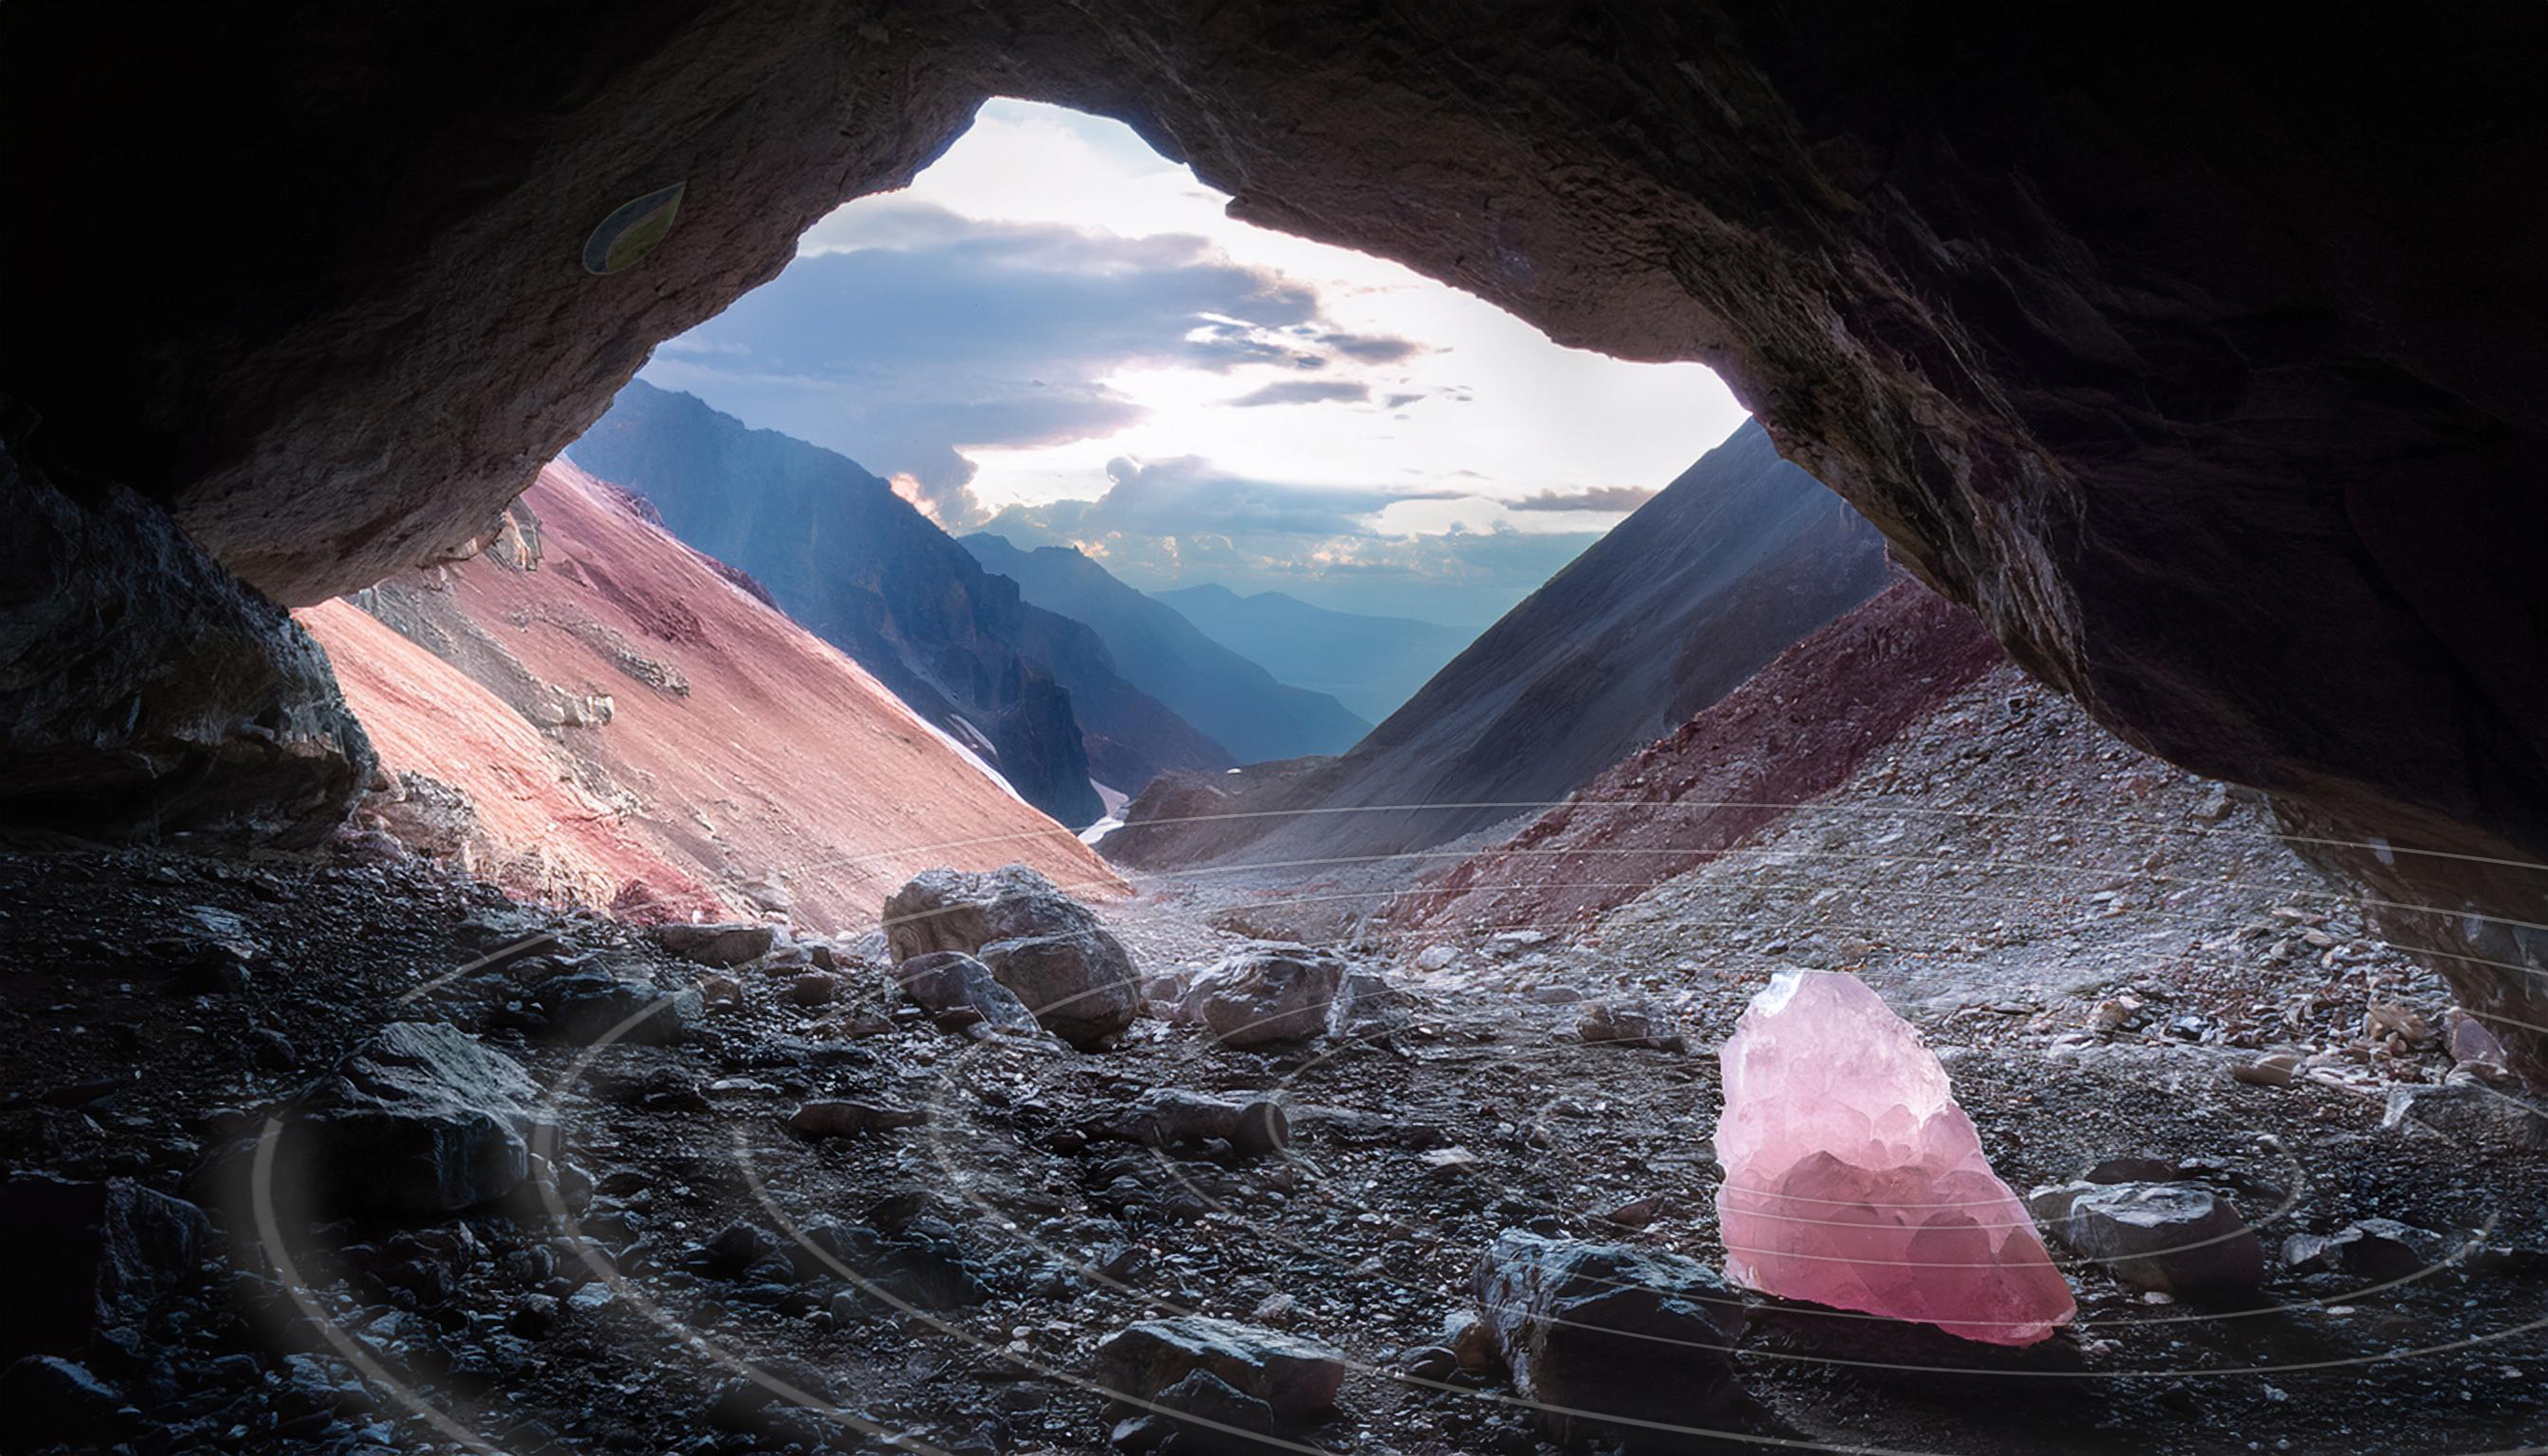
[1,831,2543,1456]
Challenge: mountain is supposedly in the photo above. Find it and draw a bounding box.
[1391,578,1997,935]
[1104,417,1892,870]
[565,381,1230,822]
[296,458,1126,932]
[1149,585,1470,724]
[963,535,1371,763]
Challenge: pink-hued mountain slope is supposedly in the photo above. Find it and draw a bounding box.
[297,459,1125,931]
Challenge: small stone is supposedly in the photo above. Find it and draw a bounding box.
[2231,1053,2300,1087]
[651,921,777,967]
[2282,1219,2445,1281]
[1576,999,1684,1052]
[2028,1181,2264,1296]
[788,1100,926,1139]
[1092,1316,1344,1425]
[781,973,839,1006]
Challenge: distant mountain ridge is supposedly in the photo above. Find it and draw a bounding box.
[1106,417,1893,869]
[964,535,1370,764]
[1148,584,1470,724]
[567,381,1230,824]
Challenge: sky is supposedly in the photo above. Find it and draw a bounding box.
[643,99,1748,627]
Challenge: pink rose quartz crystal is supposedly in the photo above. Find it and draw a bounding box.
[1714,969,2075,1345]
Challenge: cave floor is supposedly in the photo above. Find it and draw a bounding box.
[1,844,2542,1455]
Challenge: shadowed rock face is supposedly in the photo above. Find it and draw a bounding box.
[3,6,2542,1069]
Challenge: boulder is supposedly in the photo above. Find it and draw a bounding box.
[1469,1231,1750,1450]
[976,931,1141,1050]
[2028,1181,2264,1296]
[1179,943,1347,1048]
[1327,967,1415,1041]
[2381,1082,2548,1153]
[893,950,1043,1037]
[1093,1316,1345,1427]
[883,865,1100,964]
[650,921,776,967]
[283,1021,541,1214]
[0,1175,210,1362]
[536,972,701,1044]
[0,436,372,845]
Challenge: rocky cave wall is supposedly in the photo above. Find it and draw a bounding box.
[3,3,2542,1068]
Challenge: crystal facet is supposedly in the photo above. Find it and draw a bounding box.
[1714,970,2076,1344]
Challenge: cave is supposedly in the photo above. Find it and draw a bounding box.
[3,6,2543,1452]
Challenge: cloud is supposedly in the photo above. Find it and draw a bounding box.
[1506,484,1660,513]
[1230,379,1371,408]
[972,455,1597,625]
[645,199,1423,499]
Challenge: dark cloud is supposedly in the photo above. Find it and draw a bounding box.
[1324,331,1423,363]
[1230,379,1371,408]
[1506,484,1660,513]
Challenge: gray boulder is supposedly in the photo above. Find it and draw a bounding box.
[537,972,701,1044]
[289,1021,541,1214]
[651,921,777,967]
[893,950,1043,1037]
[0,1175,210,1362]
[1093,1315,1344,1426]
[2381,1081,2548,1153]
[1469,1230,1750,1450]
[883,865,1099,963]
[2027,1180,2264,1296]
[1180,943,1346,1048]
[977,930,1141,1050]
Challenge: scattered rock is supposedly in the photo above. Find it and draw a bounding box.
[1575,999,1684,1052]
[651,921,777,967]
[2231,1053,2300,1087]
[894,951,1043,1037]
[1096,1090,1290,1157]
[1470,1231,1750,1449]
[976,931,1142,1050]
[0,1174,210,1361]
[788,1100,926,1139]
[2028,1181,2265,1296]
[780,972,841,1006]
[1179,943,1347,1048]
[2282,1219,2449,1281]
[1093,1316,1345,1427]
[2446,1008,2512,1069]
[2381,1082,2548,1152]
